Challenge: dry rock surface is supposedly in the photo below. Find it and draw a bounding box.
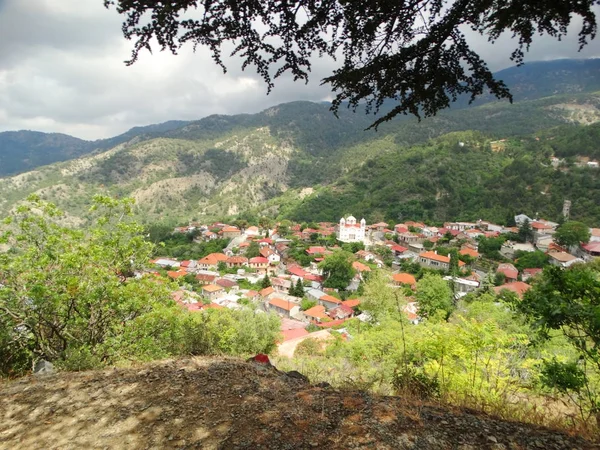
[0,357,596,449]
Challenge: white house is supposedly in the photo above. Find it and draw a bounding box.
[336,216,366,243]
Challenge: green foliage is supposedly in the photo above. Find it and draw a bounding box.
[261,273,272,289]
[291,278,306,297]
[416,274,454,320]
[245,241,261,258]
[319,250,356,290]
[301,299,317,311]
[295,338,322,357]
[554,221,591,248]
[361,270,406,322]
[518,219,533,243]
[514,251,549,271]
[478,235,507,260]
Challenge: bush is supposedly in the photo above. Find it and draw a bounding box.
[294,338,322,357]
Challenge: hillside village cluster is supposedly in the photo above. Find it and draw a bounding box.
[150,214,600,349]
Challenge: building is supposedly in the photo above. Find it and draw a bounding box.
[268,297,301,318]
[248,256,270,273]
[318,294,343,310]
[417,251,465,271]
[226,256,248,268]
[443,276,480,298]
[548,251,583,268]
[222,226,242,239]
[494,281,531,299]
[202,284,224,301]
[496,263,519,283]
[392,273,416,287]
[303,305,328,322]
[198,253,228,271]
[336,215,366,243]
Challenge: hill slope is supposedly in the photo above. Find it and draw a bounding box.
[0,357,593,449]
[1,90,600,226]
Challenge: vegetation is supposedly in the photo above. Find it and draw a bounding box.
[0,196,280,377]
[319,250,356,291]
[554,221,592,248]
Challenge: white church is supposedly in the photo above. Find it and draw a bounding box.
[337,215,366,243]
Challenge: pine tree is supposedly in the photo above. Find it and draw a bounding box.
[294,278,305,297]
[261,272,271,289]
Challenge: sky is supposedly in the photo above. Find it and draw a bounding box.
[0,0,599,140]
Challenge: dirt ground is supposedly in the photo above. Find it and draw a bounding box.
[0,357,596,449]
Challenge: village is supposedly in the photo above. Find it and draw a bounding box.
[149,213,600,355]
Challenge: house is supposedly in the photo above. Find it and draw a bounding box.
[216,278,238,290]
[459,247,480,259]
[306,288,327,302]
[319,294,343,310]
[268,297,301,318]
[494,281,531,299]
[259,286,276,300]
[282,328,309,341]
[202,284,225,301]
[390,245,408,256]
[306,246,328,256]
[443,276,480,298]
[548,251,583,268]
[352,261,371,276]
[403,301,420,323]
[260,247,281,264]
[496,263,519,282]
[248,256,270,273]
[198,253,228,271]
[522,268,543,282]
[180,260,198,270]
[226,256,248,268]
[582,242,600,259]
[392,273,416,287]
[195,273,218,285]
[245,226,260,237]
[590,228,600,243]
[271,277,293,292]
[371,222,389,232]
[336,216,366,243]
[514,214,533,226]
[167,269,187,280]
[222,226,242,239]
[328,304,354,320]
[418,251,465,271]
[151,258,180,268]
[398,232,423,246]
[303,305,328,322]
[342,299,361,309]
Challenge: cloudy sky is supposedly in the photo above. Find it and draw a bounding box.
[0,0,598,140]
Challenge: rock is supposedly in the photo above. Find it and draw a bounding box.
[33,360,55,376]
[286,370,309,383]
[315,381,331,388]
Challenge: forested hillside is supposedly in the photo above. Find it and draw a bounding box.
[0,88,599,227]
[277,126,600,225]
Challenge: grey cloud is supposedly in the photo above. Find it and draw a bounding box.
[0,1,597,140]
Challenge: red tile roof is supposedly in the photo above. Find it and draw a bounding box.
[259,286,275,297]
[352,261,371,272]
[304,305,327,319]
[282,328,309,341]
[249,257,269,264]
[342,299,361,308]
[202,284,224,293]
[269,297,297,311]
[494,281,531,298]
[419,251,465,266]
[320,294,342,305]
[392,273,416,285]
[497,263,518,280]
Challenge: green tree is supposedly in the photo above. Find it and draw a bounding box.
[245,241,261,258]
[300,298,317,311]
[106,1,597,128]
[261,272,272,289]
[514,250,549,271]
[416,274,454,320]
[0,195,174,374]
[518,218,533,243]
[448,248,459,276]
[293,278,305,297]
[361,270,406,322]
[319,250,356,290]
[554,221,591,248]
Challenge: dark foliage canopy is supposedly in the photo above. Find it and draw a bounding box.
[105,0,598,127]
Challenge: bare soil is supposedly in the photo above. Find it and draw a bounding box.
[0,357,596,449]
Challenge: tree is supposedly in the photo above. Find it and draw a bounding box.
[319,250,356,290]
[361,270,406,322]
[105,1,597,128]
[261,273,272,289]
[0,195,174,374]
[518,219,533,243]
[300,298,317,311]
[245,241,261,258]
[554,221,591,248]
[448,248,459,276]
[416,274,454,320]
[514,250,549,271]
[293,278,305,297]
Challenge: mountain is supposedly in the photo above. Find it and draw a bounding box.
[1,58,600,178]
[0,120,191,177]
[1,85,600,227]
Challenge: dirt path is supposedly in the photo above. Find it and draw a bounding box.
[0,357,595,449]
